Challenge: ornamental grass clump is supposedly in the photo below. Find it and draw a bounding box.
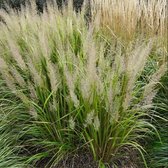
[0,1,167,167]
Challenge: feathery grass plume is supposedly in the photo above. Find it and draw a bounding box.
[69,117,75,130]
[85,110,95,127]
[64,67,79,108]
[123,39,153,110]
[142,63,167,105]
[0,58,16,91]
[10,66,26,87]
[7,38,27,70]
[93,115,100,131]
[0,0,167,167]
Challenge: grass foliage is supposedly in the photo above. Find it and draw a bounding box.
[0,1,167,167]
[147,74,168,168]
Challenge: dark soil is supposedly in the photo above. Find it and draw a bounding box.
[37,148,142,168]
[54,151,98,168]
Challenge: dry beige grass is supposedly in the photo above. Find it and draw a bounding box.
[91,0,167,42]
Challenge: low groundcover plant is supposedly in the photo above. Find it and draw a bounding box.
[0,1,167,168]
